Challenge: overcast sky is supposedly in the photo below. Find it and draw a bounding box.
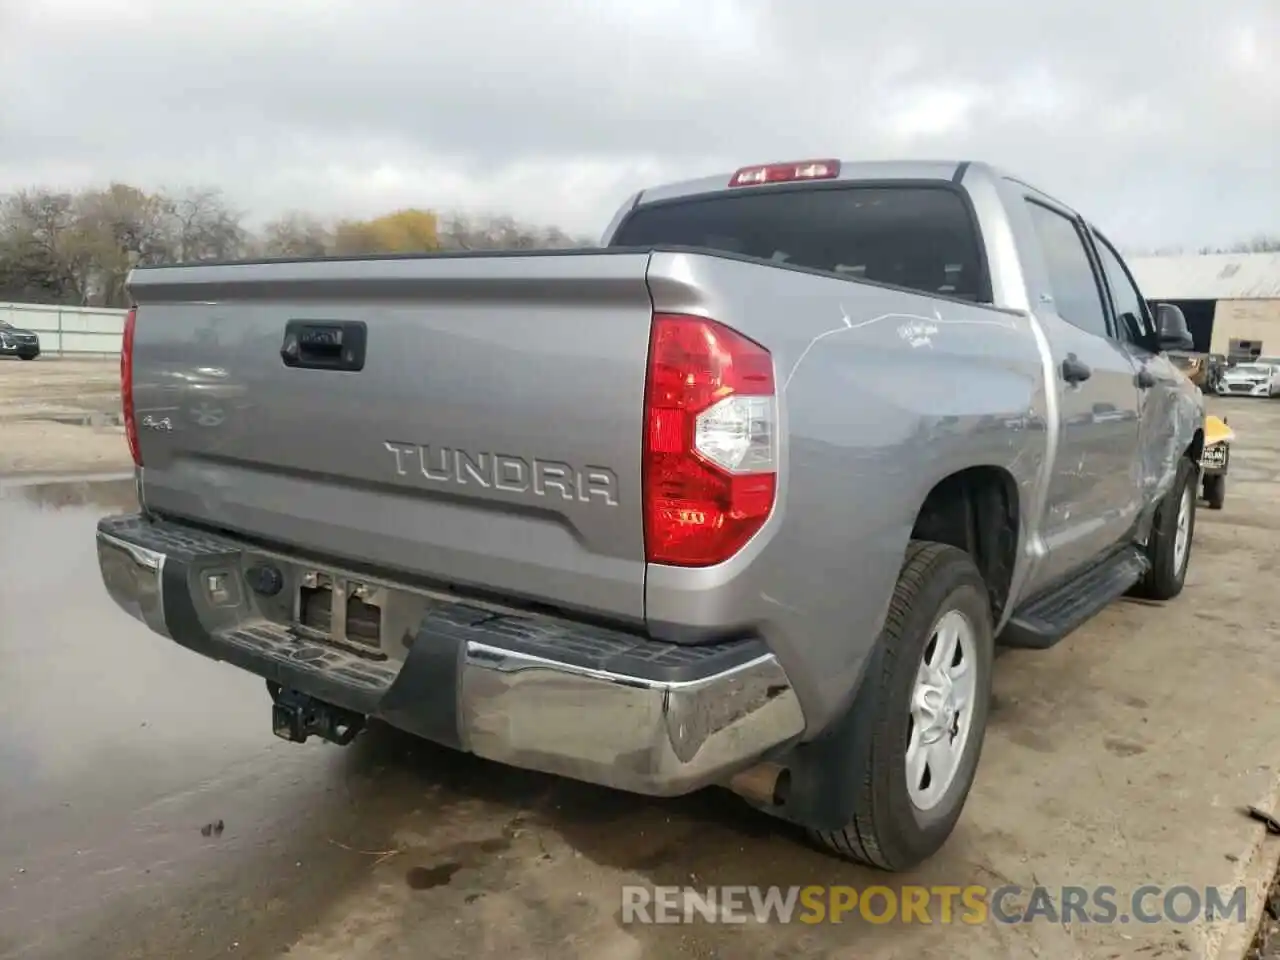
[1,0,1276,249]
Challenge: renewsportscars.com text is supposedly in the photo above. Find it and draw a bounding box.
[621,884,1248,926]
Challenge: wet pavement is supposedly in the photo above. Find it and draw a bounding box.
[0,479,791,960]
[0,480,372,958]
[3,398,1280,959]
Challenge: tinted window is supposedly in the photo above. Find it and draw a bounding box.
[611,186,990,302]
[1092,232,1153,345]
[1025,201,1108,338]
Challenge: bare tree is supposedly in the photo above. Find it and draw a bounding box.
[258,212,333,258]
[1199,234,1280,255]
[68,183,177,305]
[160,187,249,263]
[436,212,590,251]
[0,180,602,306]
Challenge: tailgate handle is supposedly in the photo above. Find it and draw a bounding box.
[281,320,367,371]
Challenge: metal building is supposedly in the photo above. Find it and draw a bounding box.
[1127,252,1280,360]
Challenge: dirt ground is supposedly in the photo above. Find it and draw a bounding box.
[1247,868,1280,960]
[2,357,1279,960]
[0,357,130,476]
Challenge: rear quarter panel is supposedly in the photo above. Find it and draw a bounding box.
[644,251,1048,733]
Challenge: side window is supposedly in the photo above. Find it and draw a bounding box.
[1092,232,1155,347]
[1024,200,1109,339]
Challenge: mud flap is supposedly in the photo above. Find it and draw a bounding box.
[768,637,890,831]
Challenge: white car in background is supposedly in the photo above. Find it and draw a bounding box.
[1218,362,1280,398]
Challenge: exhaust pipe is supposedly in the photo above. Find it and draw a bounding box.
[728,762,790,807]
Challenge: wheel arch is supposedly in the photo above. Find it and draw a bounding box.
[1187,427,1204,464]
[908,464,1021,623]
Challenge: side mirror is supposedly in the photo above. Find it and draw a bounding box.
[1155,303,1194,352]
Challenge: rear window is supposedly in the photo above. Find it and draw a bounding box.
[611,185,990,302]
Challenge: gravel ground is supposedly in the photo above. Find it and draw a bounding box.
[0,357,130,476]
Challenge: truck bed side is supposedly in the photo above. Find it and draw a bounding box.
[640,250,1047,727]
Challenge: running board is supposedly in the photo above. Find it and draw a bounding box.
[1000,546,1150,650]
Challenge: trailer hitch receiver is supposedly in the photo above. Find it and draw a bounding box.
[269,684,366,746]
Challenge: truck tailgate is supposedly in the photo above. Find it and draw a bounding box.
[127,252,654,622]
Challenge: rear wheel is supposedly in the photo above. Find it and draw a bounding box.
[1203,473,1226,510]
[808,541,994,870]
[1134,457,1196,600]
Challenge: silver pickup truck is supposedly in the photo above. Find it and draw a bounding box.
[97,159,1204,871]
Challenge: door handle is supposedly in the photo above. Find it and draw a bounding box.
[1061,354,1092,384]
[280,320,367,372]
[1135,365,1157,389]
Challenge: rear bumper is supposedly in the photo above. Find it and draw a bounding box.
[96,513,804,796]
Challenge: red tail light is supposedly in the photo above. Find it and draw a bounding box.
[121,306,141,467]
[729,159,840,187]
[643,314,778,567]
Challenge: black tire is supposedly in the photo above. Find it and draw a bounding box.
[808,541,994,871]
[1133,457,1196,600]
[18,354,35,361]
[1203,473,1226,510]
